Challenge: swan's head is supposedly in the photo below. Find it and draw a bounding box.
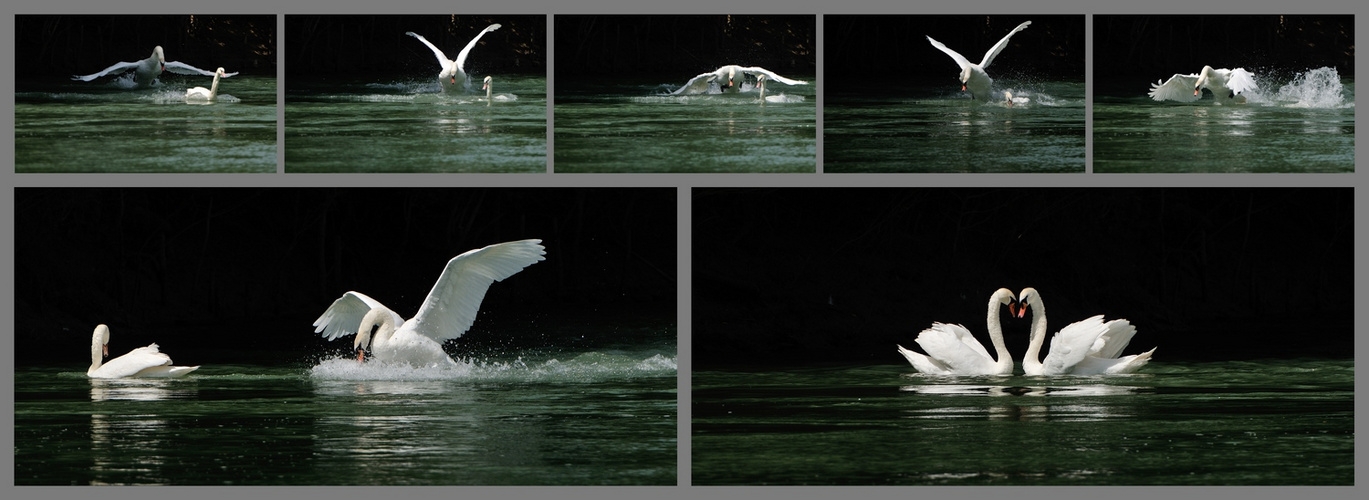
[959,68,973,89]
[482,75,492,90]
[93,324,111,358]
[354,309,396,363]
[1013,287,1040,318]
[1194,65,1218,96]
[992,288,1019,316]
[215,67,226,78]
[153,46,166,71]
[724,67,737,90]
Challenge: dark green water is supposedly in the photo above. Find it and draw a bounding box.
[824,80,1086,173]
[284,75,547,173]
[1094,69,1354,173]
[15,76,278,173]
[693,359,1352,485]
[554,78,817,173]
[15,348,676,485]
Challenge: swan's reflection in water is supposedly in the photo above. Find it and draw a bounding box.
[87,379,198,484]
[898,381,1151,422]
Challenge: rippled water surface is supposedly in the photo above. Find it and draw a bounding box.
[693,359,1352,485]
[284,75,546,173]
[15,75,278,173]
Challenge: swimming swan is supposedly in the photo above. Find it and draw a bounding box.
[1015,287,1155,375]
[87,324,199,378]
[481,75,517,105]
[671,65,808,95]
[927,20,1031,101]
[406,24,501,93]
[1148,66,1257,103]
[897,288,1017,375]
[73,46,237,88]
[184,67,226,101]
[313,239,545,366]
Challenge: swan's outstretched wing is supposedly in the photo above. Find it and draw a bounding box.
[409,239,546,342]
[1148,73,1202,102]
[1041,315,1111,374]
[741,67,808,86]
[406,31,454,67]
[1223,67,1258,95]
[314,291,400,341]
[72,60,143,81]
[671,71,721,95]
[911,322,996,374]
[93,344,173,378]
[927,36,971,71]
[163,61,237,78]
[454,24,501,72]
[978,20,1031,69]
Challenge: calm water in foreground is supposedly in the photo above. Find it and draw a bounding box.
[1094,68,1354,173]
[555,78,817,173]
[824,80,1085,173]
[15,340,676,485]
[285,75,546,173]
[693,359,1352,485]
[15,75,278,173]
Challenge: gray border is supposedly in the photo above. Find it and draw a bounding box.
[5,1,1366,498]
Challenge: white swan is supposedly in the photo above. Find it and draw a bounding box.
[897,288,1016,375]
[481,75,517,105]
[1015,287,1155,375]
[755,74,792,105]
[72,46,237,88]
[927,20,1031,101]
[87,324,199,379]
[1149,66,1257,103]
[185,67,226,101]
[671,65,808,95]
[406,24,501,93]
[313,239,545,366]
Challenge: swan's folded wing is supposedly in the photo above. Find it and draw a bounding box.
[163,61,224,77]
[313,291,394,340]
[978,20,1031,69]
[1043,315,1109,374]
[926,36,972,71]
[897,344,954,374]
[913,322,995,373]
[1225,68,1258,94]
[93,344,172,378]
[1073,347,1154,375]
[742,67,807,86]
[455,24,501,73]
[672,71,720,95]
[406,31,453,67]
[72,60,140,81]
[1148,73,1201,102]
[1089,319,1137,359]
[409,239,546,342]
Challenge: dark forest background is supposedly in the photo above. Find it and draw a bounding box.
[693,188,1352,367]
[15,189,676,367]
[15,15,276,80]
[284,15,546,80]
[555,15,815,82]
[1093,15,1353,96]
[826,15,1084,97]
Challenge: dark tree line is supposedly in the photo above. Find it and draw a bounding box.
[16,15,276,79]
[556,15,815,79]
[285,15,546,77]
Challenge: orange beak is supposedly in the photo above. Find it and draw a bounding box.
[356,349,366,363]
[102,344,109,358]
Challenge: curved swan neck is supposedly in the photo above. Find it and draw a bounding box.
[986,289,1014,372]
[1020,288,1047,373]
[89,325,109,374]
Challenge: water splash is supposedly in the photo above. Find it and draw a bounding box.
[1244,67,1350,109]
[308,351,676,382]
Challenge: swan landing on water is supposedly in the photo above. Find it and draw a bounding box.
[406,24,501,93]
[313,239,545,367]
[87,324,199,379]
[671,65,808,95]
[72,46,237,89]
[1149,66,1257,103]
[927,20,1031,101]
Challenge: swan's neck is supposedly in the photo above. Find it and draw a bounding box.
[1022,295,1047,374]
[209,73,220,97]
[89,333,104,374]
[986,295,1013,373]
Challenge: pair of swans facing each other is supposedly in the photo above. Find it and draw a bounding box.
[896,287,1155,376]
[87,324,199,379]
[313,239,546,367]
[1149,66,1258,104]
[73,45,239,89]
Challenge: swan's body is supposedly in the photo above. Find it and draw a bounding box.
[481,75,517,105]
[87,324,198,379]
[185,67,226,101]
[897,288,1016,375]
[313,239,545,366]
[1149,66,1257,103]
[927,20,1031,101]
[406,24,501,93]
[755,74,791,105]
[72,46,237,88]
[671,65,808,96]
[1016,287,1155,375]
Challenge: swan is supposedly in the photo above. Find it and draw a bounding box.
[72,46,237,88]
[406,24,501,93]
[481,75,517,105]
[1149,66,1257,103]
[184,67,226,101]
[755,74,791,105]
[1014,287,1155,375]
[671,65,808,95]
[897,288,1016,375]
[313,239,545,366]
[927,20,1031,101]
[87,324,199,378]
